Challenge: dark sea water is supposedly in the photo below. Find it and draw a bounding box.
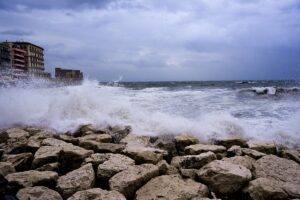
[1,79,300,146]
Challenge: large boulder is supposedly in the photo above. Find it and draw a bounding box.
[136,175,209,200]
[27,131,54,151]
[123,145,166,164]
[108,126,131,143]
[32,146,62,168]
[109,163,159,199]
[242,148,266,159]
[36,162,60,172]
[247,140,276,155]
[0,162,15,176]
[3,137,28,154]
[171,151,216,169]
[214,137,248,149]
[254,155,300,198]
[16,186,63,200]
[120,133,150,146]
[97,153,135,180]
[243,178,289,200]
[185,144,226,155]
[78,134,112,143]
[67,188,126,200]
[175,134,199,155]
[95,143,125,153]
[280,149,300,164]
[82,153,110,167]
[5,170,58,189]
[2,152,33,171]
[0,131,9,144]
[222,155,256,171]
[6,128,30,139]
[56,163,95,198]
[197,160,252,194]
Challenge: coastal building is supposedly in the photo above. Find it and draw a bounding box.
[0,43,11,70]
[5,42,27,71]
[14,42,45,76]
[55,67,83,81]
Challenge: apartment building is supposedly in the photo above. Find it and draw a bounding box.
[55,67,83,81]
[0,43,11,70]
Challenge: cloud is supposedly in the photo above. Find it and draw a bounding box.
[0,0,299,81]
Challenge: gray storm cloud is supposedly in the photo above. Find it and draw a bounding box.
[0,0,299,81]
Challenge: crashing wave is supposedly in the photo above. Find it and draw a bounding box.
[239,87,300,95]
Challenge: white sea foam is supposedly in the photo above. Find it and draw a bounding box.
[0,79,299,146]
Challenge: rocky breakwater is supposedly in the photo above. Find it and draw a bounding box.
[0,126,300,200]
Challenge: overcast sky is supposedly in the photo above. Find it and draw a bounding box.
[0,0,300,81]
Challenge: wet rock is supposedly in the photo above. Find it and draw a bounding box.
[109,163,159,199]
[57,163,95,198]
[173,152,217,169]
[214,137,248,149]
[0,162,15,176]
[197,160,252,194]
[23,127,42,135]
[247,140,277,155]
[123,145,166,164]
[108,126,131,143]
[151,135,177,161]
[136,174,209,200]
[243,178,288,200]
[73,124,97,137]
[16,186,63,200]
[0,131,9,144]
[2,153,33,171]
[67,188,126,200]
[120,133,150,146]
[242,148,266,159]
[175,134,199,155]
[156,160,169,175]
[3,137,28,154]
[227,145,243,156]
[254,155,300,198]
[58,134,79,145]
[97,153,135,180]
[6,128,29,139]
[280,149,300,164]
[32,146,62,168]
[36,162,60,172]
[185,144,226,155]
[27,131,54,152]
[78,134,112,143]
[222,155,256,170]
[41,138,67,147]
[5,170,58,189]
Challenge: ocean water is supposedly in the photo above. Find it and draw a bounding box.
[0,79,300,147]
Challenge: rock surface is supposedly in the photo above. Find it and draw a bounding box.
[175,134,199,154]
[214,137,248,148]
[185,144,226,155]
[32,146,62,168]
[109,163,159,199]
[67,188,126,200]
[172,151,216,169]
[16,186,63,200]
[0,162,15,176]
[123,145,166,164]
[222,155,255,170]
[2,153,33,171]
[56,163,95,198]
[247,140,277,155]
[136,175,209,200]
[197,160,252,194]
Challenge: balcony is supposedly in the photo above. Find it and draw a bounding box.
[14,58,25,63]
[14,63,26,68]
[14,53,25,58]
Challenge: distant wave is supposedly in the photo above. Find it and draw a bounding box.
[239,87,300,95]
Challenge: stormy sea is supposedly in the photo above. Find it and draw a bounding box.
[0,79,300,147]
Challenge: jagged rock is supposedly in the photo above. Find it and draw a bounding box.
[73,124,97,137]
[243,178,289,200]
[280,149,300,164]
[151,135,177,161]
[242,148,266,159]
[95,143,125,153]
[2,153,33,171]
[78,134,112,143]
[41,138,67,147]
[175,134,199,155]
[82,153,110,167]
[32,146,62,168]
[247,140,277,155]
[254,155,300,198]
[23,127,42,135]
[109,163,159,199]
[27,131,55,151]
[135,174,209,200]
[58,134,79,145]
[3,137,28,154]
[0,162,15,176]
[214,137,248,149]
[170,156,186,168]
[0,149,3,159]
[57,163,95,198]
[222,155,256,170]
[0,174,8,196]
[67,188,126,200]
[6,128,30,139]
[16,186,63,200]
[227,145,243,156]
[108,126,131,143]
[123,145,166,164]
[0,131,9,143]
[185,144,226,155]
[180,168,198,180]
[156,160,169,175]
[172,152,216,169]
[197,160,252,194]
[36,162,60,172]
[120,133,150,146]
[97,153,135,180]
[5,170,58,188]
